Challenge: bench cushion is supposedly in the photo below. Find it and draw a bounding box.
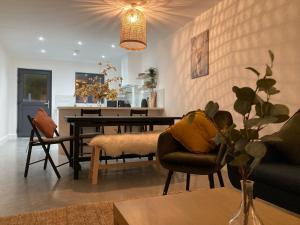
[89,132,161,157]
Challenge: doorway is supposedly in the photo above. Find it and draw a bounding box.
[17,68,52,137]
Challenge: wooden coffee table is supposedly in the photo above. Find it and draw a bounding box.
[113,188,300,225]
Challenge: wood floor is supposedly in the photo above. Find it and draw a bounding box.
[0,138,232,217]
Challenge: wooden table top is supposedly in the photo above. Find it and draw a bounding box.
[113,188,300,225]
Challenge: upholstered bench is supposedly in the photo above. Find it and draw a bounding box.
[89,132,161,184]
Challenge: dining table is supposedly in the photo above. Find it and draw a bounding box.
[65,115,181,179]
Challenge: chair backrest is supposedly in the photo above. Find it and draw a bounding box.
[27,115,59,143]
[81,109,102,116]
[130,109,148,116]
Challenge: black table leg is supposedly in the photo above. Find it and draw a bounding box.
[73,123,80,180]
[69,124,74,167]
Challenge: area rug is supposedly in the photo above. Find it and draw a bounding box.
[0,202,113,225]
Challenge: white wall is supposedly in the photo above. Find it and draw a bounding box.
[152,0,300,133]
[0,43,9,143]
[7,58,121,136]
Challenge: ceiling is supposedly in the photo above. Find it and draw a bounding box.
[0,0,221,63]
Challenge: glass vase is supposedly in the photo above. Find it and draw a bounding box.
[229,180,264,225]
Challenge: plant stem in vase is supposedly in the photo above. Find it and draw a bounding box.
[229,180,264,225]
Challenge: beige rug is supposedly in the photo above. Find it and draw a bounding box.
[0,202,113,225]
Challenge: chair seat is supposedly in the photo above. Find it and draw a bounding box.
[33,136,73,144]
[161,151,217,174]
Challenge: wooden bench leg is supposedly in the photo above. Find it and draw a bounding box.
[90,146,101,185]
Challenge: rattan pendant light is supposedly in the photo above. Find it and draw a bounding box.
[120,5,147,51]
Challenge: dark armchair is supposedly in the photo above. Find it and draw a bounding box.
[157,130,227,195]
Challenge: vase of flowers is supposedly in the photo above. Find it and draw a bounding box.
[74,62,122,106]
[74,82,90,104]
[188,50,289,225]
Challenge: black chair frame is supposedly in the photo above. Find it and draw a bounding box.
[24,115,72,179]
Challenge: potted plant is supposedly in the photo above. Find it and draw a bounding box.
[138,67,159,107]
[188,50,289,225]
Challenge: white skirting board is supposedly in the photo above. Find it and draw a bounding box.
[0,135,8,145]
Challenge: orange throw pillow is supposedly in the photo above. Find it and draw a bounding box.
[33,108,57,138]
[169,111,217,154]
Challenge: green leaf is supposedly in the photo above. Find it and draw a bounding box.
[257,78,276,92]
[253,94,264,105]
[245,142,267,158]
[255,102,273,117]
[268,87,280,95]
[265,65,273,76]
[270,104,290,123]
[234,138,248,152]
[230,129,242,142]
[240,129,259,140]
[230,153,251,167]
[274,115,290,123]
[205,101,219,119]
[268,50,275,64]
[271,104,289,117]
[244,116,278,128]
[245,67,260,77]
[213,111,233,130]
[233,87,256,102]
[234,99,252,116]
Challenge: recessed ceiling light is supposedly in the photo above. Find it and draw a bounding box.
[102,55,106,58]
[41,49,46,53]
[77,41,83,46]
[38,36,45,41]
[111,44,116,48]
[73,50,80,56]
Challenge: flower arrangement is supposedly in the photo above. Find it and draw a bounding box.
[74,63,122,104]
[75,82,90,102]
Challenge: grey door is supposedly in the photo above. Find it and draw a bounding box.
[17,68,52,137]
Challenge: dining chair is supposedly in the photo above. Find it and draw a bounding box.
[127,109,149,133]
[24,108,72,179]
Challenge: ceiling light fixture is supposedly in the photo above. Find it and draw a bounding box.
[40,49,46,53]
[102,55,106,58]
[120,1,147,51]
[77,41,83,46]
[111,44,116,48]
[38,36,45,41]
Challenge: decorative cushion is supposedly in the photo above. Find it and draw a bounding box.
[169,111,217,154]
[33,108,57,138]
[267,110,300,164]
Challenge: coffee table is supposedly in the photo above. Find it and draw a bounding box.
[113,188,300,225]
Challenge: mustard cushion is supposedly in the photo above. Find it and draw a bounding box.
[169,111,217,154]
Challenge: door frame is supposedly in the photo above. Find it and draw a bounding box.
[17,68,52,137]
